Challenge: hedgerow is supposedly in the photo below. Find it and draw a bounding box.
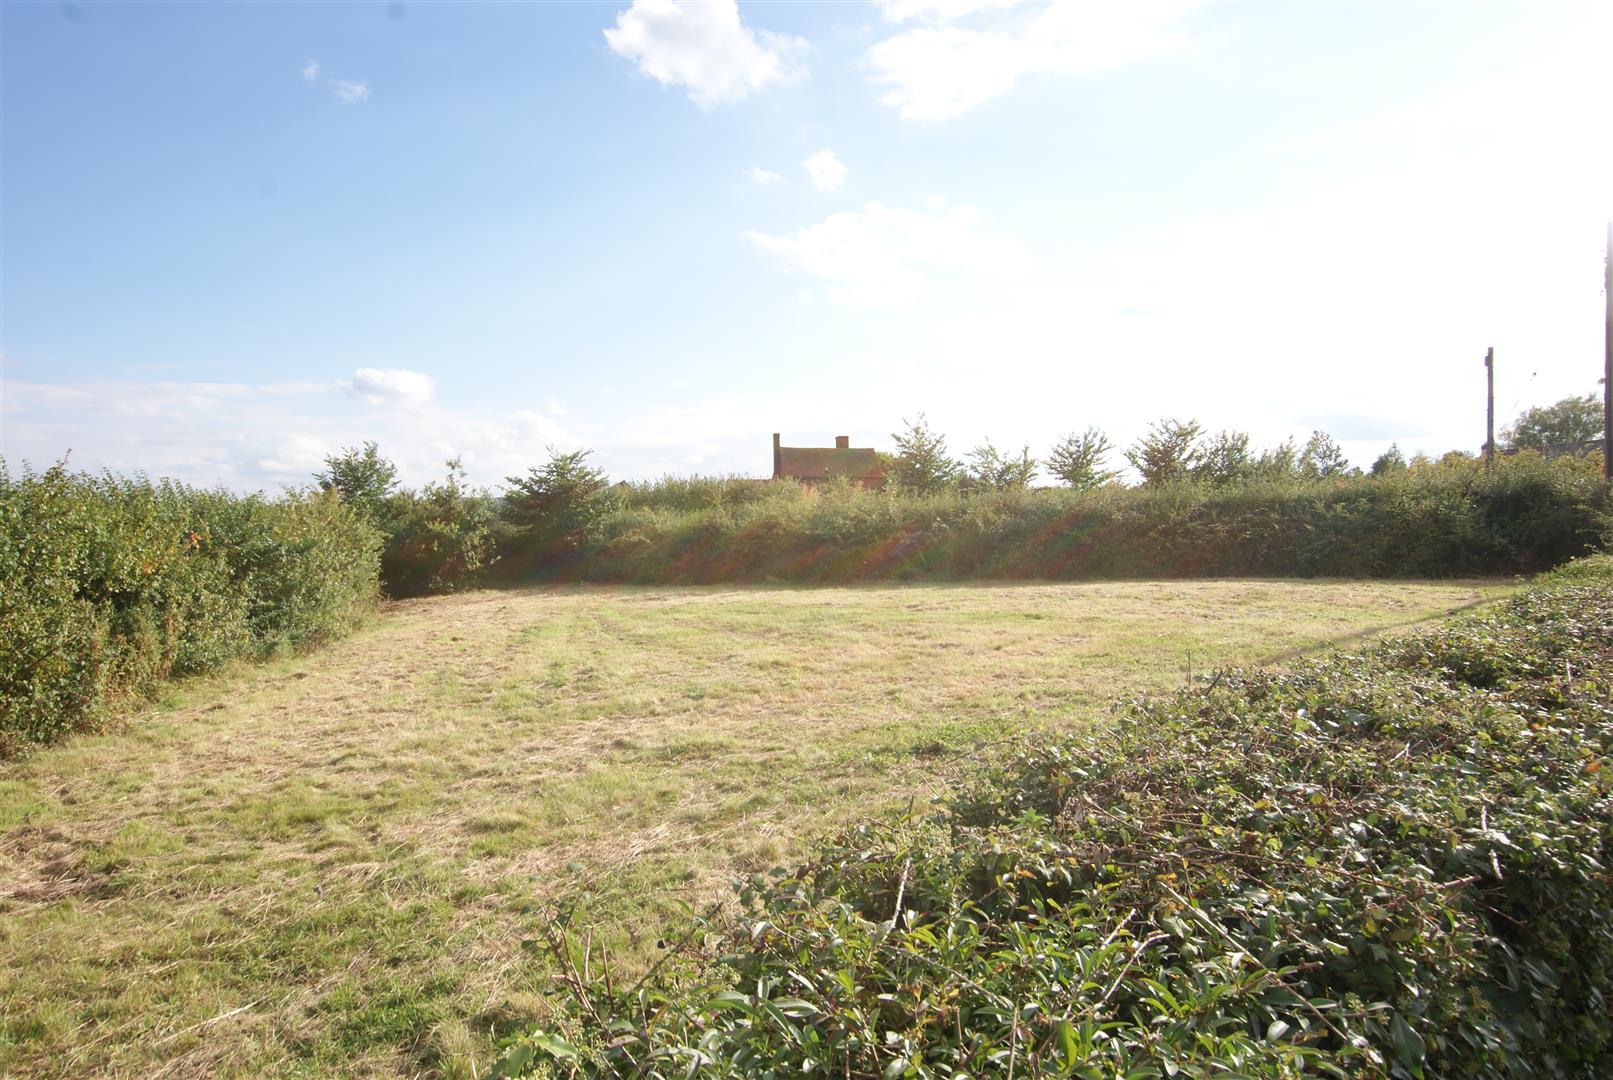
[0,460,381,755]
[495,556,1613,1078]
[567,453,1609,584]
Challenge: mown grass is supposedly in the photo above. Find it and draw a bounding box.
[0,579,1515,1078]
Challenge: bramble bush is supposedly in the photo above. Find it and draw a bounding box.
[496,555,1613,1078]
[0,459,380,755]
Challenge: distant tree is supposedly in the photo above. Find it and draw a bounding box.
[1125,418,1202,486]
[1192,430,1253,486]
[1502,394,1603,451]
[1250,438,1300,482]
[1046,428,1117,490]
[504,447,617,555]
[383,458,498,596]
[890,415,961,494]
[1300,431,1353,479]
[315,441,398,522]
[1371,443,1408,476]
[966,440,1037,491]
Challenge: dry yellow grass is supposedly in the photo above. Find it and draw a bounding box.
[0,578,1514,1078]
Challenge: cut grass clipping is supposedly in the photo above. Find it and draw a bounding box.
[498,556,1613,1078]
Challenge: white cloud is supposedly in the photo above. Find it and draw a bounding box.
[509,409,574,446]
[346,367,436,406]
[802,148,848,192]
[299,60,371,104]
[879,0,1019,23]
[334,79,371,104]
[745,200,1028,308]
[867,0,1197,120]
[0,373,589,491]
[258,431,331,475]
[749,165,782,185]
[603,0,807,107]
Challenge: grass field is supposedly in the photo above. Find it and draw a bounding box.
[0,578,1515,1078]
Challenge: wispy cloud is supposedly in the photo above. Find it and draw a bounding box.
[299,59,371,104]
[802,149,847,192]
[867,0,1198,120]
[334,79,371,105]
[745,200,1027,308]
[0,371,587,491]
[749,165,782,185]
[345,367,435,406]
[604,0,807,108]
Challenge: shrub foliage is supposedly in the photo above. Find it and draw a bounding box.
[578,452,1609,584]
[0,460,380,754]
[496,557,1613,1078]
[379,458,500,598]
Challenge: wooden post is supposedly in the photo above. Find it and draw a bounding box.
[1484,347,1495,465]
[1604,222,1611,481]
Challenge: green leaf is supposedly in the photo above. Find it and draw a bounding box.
[488,1043,535,1079]
[1388,1014,1426,1068]
[1058,1017,1078,1069]
[708,991,755,1014]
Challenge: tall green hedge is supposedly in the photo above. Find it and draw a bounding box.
[0,461,381,755]
[573,453,1609,584]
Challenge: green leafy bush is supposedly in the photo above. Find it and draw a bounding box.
[503,449,619,577]
[379,459,500,598]
[496,556,1613,1078]
[0,460,381,754]
[566,453,1608,585]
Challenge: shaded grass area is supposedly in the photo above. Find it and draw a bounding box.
[0,579,1515,1078]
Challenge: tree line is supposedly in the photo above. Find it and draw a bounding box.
[887,415,1358,492]
[889,391,1605,494]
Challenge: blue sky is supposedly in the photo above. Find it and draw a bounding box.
[3,0,1610,489]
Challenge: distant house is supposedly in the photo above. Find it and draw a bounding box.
[772,433,885,488]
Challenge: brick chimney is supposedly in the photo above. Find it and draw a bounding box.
[834,435,850,449]
[773,433,782,478]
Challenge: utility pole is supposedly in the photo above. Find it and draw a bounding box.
[1484,346,1495,465]
[1604,221,1611,482]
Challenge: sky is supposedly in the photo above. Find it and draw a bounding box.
[2,0,1610,490]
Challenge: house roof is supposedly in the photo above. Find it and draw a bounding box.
[776,446,884,481]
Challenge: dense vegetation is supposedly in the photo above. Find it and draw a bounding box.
[581,452,1608,584]
[1502,394,1607,453]
[496,555,1613,1078]
[304,403,1613,597]
[321,440,1608,595]
[0,460,380,755]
